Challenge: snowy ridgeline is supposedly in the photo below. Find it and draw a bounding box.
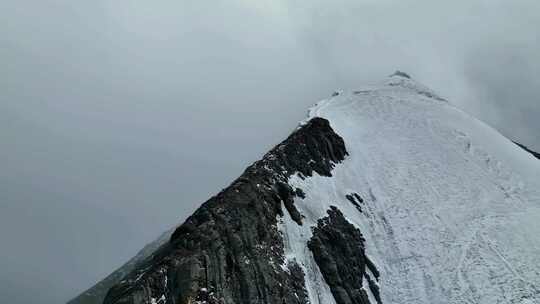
[279,74,540,304]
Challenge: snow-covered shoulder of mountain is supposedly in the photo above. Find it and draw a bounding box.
[282,73,540,304]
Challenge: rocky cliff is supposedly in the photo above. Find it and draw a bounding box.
[102,117,353,304]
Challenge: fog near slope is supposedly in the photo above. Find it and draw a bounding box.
[0,1,538,303]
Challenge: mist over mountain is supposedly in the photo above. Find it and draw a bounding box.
[1,2,539,304]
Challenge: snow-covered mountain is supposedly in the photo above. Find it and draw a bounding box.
[70,72,540,304]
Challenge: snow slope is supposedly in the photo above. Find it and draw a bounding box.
[280,73,540,304]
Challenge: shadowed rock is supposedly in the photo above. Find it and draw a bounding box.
[308,206,380,304]
[102,118,348,304]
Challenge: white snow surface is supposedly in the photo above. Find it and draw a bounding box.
[279,74,540,304]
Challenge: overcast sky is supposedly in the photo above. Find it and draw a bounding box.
[1,1,539,303]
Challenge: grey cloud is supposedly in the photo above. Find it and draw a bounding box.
[0,1,539,303]
[464,43,540,148]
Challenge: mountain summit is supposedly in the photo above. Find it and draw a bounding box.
[70,75,540,304]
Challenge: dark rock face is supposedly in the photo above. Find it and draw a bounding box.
[345,193,364,213]
[390,70,411,79]
[308,206,381,304]
[515,142,540,160]
[103,118,348,304]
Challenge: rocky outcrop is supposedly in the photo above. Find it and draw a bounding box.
[389,71,411,79]
[308,206,381,304]
[515,142,540,160]
[345,193,364,213]
[102,117,348,304]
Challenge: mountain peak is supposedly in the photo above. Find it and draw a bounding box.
[383,71,447,102]
[389,70,412,79]
[71,75,540,304]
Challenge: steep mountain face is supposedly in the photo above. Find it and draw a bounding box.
[103,117,348,304]
[70,73,540,304]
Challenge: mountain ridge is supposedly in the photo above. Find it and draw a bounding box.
[69,73,540,304]
[103,117,349,304]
